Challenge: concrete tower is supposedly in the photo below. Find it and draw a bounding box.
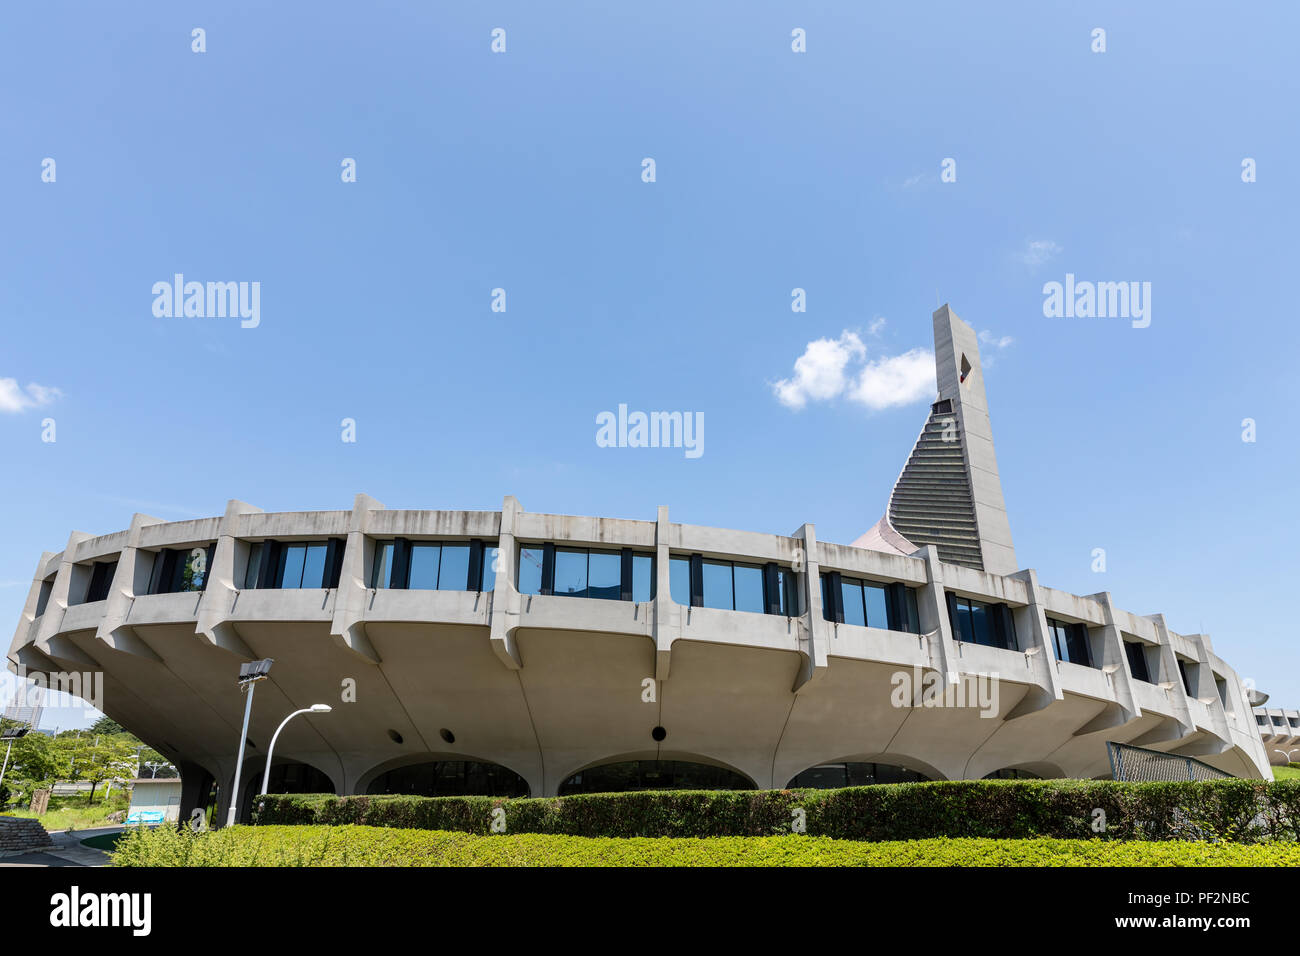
[859,304,1018,574]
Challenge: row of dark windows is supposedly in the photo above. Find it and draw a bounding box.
[149,546,215,595]
[518,544,655,602]
[244,539,346,590]
[1125,641,1152,683]
[670,555,800,615]
[1047,616,1093,667]
[1257,714,1300,729]
[946,593,1017,650]
[819,572,921,634]
[372,539,499,592]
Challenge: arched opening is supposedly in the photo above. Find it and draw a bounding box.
[240,760,337,823]
[786,762,930,789]
[366,760,530,798]
[982,768,1042,780]
[559,760,755,796]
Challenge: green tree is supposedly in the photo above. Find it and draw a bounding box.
[88,716,125,736]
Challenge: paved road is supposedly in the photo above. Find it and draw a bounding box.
[0,826,121,868]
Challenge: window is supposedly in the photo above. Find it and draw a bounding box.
[371,541,393,588]
[243,539,345,589]
[371,539,496,592]
[669,556,690,606]
[732,564,764,614]
[676,555,798,616]
[1215,677,1228,709]
[408,544,439,589]
[819,572,920,633]
[35,579,54,617]
[1256,714,1269,726]
[840,578,866,626]
[1047,617,1093,667]
[149,546,215,594]
[587,550,620,600]
[83,560,117,603]
[1125,641,1152,683]
[946,594,1016,650]
[1176,658,1196,696]
[631,553,653,603]
[517,543,655,603]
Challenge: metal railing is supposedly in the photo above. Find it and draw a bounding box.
[1106,741,1232,782]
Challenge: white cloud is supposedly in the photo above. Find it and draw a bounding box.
[0,378,62,413]
[848,348,936,410]
[772,331,865,410]
[867,316,887,335]
[1016,239,1061,267]
[978,330,1014,349]
[902,173,924,189]
[772,332,934,412]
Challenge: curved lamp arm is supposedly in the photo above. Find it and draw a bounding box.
[260,705,331,796]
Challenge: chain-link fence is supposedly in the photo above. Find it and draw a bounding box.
[1106,741,1232,782]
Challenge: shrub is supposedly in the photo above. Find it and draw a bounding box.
[250,779,1300,843]
[111,824,1300,868]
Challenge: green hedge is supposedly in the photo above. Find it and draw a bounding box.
[111,823,1300,867]
[250,779,1300,843]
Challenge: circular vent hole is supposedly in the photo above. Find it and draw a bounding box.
[440,728,455,744]
[387,729,404,744]
[651,726,667,742]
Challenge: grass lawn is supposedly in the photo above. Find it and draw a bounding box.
[1272,765,1300,781]
[3,793,129,832]
[81,832,127,852]
[111,824,1300,867]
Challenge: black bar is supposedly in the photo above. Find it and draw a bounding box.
[391,538,411,590]
[467,539,485,592]
[688,554,703,607]
[619,548,633,602]
[541,543,555,595]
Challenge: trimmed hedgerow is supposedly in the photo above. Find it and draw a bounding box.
[110,824,1300,867]
[250,779,1300,843]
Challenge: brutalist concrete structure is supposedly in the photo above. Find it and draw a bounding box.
[6,306,1271,823]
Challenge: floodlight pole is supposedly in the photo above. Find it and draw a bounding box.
[225,681,259,828]
[0,739,13,791]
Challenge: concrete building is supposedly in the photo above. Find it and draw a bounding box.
[1254,707,1300,765]
[5,306,1271,823]
[126,778,183,825]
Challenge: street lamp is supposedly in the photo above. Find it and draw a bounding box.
[260,705,331,796]
[225,659,273,828]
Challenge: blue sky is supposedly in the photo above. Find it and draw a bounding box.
[2,1,1297,729]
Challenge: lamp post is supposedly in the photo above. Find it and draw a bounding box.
[226,659,273,828]
[260,705,332,796]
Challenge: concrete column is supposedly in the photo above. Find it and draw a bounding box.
[1148,614,1193,735]
[195,499,264,659]
[489,495,523,668]
[8,551,55,664]
[1003,568,1062,719]
[912,545,959,698]
[652,505,676,680]
[96,513,166,662]
[791,523,826,691]
[32,531,92,656]
[176,761,214,830]
[1073,591,1140,735]
[330,493,384,664]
